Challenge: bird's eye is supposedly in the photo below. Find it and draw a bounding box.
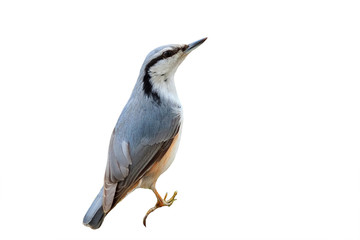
[162,50,172,58]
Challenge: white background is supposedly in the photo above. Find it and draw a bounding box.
[0,1,359,239]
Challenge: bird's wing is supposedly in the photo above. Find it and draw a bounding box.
[103,104,181,213]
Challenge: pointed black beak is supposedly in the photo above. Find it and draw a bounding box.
[184,37,207,53]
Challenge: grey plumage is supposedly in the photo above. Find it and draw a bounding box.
[83,38,206,229]
[104,91,181,213]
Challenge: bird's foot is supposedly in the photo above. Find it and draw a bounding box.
[143,191,177,227]
[160,191,177,207]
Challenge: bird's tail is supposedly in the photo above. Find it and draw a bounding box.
[83,187,106,229]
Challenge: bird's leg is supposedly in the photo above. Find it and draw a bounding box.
[143,187,177,227]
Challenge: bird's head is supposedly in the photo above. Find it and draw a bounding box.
[139,38,207,104]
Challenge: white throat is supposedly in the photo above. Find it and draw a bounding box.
[150,72,180,105]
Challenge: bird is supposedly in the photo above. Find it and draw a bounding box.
[83,37,207,229]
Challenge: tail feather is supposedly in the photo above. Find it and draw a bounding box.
[83,187,106,229]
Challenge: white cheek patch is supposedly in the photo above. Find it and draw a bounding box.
[150,54,180,76]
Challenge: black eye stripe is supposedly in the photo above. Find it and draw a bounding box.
[162,49,179,58]
[144,47,181,74]
[162,50,171,58]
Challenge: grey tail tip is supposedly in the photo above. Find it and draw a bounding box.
[83,206,106,230]
[83,187,106,229]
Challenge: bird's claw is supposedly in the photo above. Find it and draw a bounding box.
[163,191,177,206]
[143,191,178,227]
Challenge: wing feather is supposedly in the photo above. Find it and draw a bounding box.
[103,98,181,213]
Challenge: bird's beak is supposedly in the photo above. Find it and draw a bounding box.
[184,37,207,54]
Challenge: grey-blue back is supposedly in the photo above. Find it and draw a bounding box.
[103,77,182,209]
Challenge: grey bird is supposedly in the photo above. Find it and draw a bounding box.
[83,37,207,229]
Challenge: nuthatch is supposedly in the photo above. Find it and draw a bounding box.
[83,38,207,229]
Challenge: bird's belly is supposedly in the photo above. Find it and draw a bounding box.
[138,130,182,189]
